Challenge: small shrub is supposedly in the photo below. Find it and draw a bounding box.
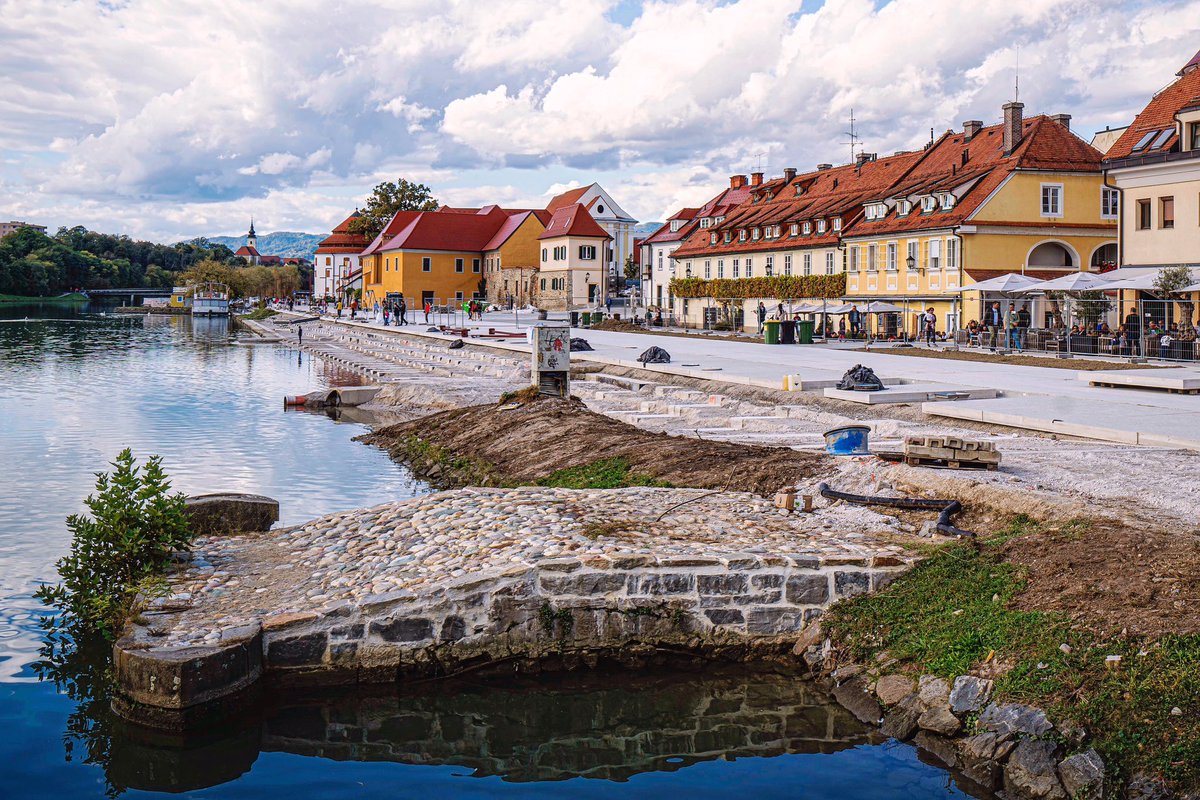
[35,449,192,639]
[537,457,672,489]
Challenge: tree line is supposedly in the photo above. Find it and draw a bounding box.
[0,225,241,297]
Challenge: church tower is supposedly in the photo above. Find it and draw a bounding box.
[247,219,258,251]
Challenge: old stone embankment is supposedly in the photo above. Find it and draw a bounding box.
[114,486,919,729]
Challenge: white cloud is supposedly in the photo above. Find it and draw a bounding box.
[0,0,1197,240]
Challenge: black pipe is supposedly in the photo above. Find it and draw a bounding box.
[817,482,975,538]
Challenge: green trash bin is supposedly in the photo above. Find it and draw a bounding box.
[763,319,781,345]
[797,320,815,344]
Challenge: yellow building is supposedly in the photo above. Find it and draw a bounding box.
[841,105,1116,335]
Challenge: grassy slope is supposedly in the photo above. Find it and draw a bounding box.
[823,517,1199,789]
[0,292,88,304]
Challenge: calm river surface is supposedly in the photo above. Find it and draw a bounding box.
[0,302,985,799]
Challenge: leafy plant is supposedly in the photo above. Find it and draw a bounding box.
[669,273,846,300]
[1153,265,1197,337]
[537,457,672,489]
[35,449,192,639]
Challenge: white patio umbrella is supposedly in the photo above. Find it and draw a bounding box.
[1182,281,1200,293]
[1100,273,1164,291]
[1017,272,1111,293]
[861,301,905,313]
[958,273,1044,293]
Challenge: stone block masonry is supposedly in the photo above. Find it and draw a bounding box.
[114,486,917,730]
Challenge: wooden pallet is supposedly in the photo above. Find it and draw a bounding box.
[1088,380,1199,395]
[904,454,999,471]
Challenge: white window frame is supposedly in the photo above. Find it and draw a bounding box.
[921,196,936,213]
[886,242,897,271]
[579,245,596,260]
[746,257,753,277]
[849,247,860,272]
[739,229,747,241]
[765,255,774,276]
[832,217,842,232]
[867,244,878,272]
[732,258,739,278]
[802,253,812,276]
[816,219,827,234]
[946,237,959,269]
[906,241,918,270]
[717,259,725,279]
[1041,183,1063,218]
[790,223,799,236]
[802,221,812,235]
[1101,188,1119,220]
[824,252,835,275]
[929,239,942,271]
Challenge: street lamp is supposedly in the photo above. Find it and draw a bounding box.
[685,265,692,278]
[906,254,917,273]
[585,272,591,307]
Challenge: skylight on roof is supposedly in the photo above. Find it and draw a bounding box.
[1131,130,1159,152]
[1151,128,1174,150]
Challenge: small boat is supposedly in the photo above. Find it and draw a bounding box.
[192,282,231,317]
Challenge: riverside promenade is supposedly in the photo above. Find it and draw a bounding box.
[292,310,1200,450]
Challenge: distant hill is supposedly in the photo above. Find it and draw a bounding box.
[206,231,324,260]
[633,222,663,237]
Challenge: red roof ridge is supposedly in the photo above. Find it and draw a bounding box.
[537,203,611,240]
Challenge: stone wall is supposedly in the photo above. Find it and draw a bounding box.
[114,549,909,729]
[486,266,539,307]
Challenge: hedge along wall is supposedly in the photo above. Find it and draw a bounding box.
[668,274,846,300]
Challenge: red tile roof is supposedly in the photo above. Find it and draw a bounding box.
[235,245,260,257]
[379,206,511,253]
[537,203,612,240]
[316,211,370,253]
[545,185,593,212]
[1105,58,1200,160]
[482,210,543,252]
[360,211,425,256]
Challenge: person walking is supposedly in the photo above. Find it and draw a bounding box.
[924,307,937,346]
[398,296,408,326]
[849,305,861,338]
[985,301,1002,350]
[1017,303,1031,351]
[424,300,431,323]
[756,301,767,335]
[336,300,343,319]
[297,326,303,346]
[1124,304,1141,356]
[1005,302,1020,351]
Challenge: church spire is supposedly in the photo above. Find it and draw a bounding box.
[247,218,257,250]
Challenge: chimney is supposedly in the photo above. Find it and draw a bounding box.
[1002,101,1025,155]
[783,167,797,182]
[730,174,746,189]
[855,152,877,167]
[963,120,983,141]
[816,163,833,171]
[1050,113,1072,131]
[750,171,764,186]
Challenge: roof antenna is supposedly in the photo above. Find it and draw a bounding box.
[842,109,862,164]
[752,151,766,173]
[1014,48,1020,103]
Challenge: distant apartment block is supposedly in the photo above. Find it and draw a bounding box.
[0,220,48,237]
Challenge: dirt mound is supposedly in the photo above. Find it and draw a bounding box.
[362,395,826,496]
[1001,520,1200,637]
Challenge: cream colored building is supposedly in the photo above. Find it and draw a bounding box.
[536,203,613,310]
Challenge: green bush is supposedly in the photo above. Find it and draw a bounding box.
[668,273,846,300]
[537,457,672,489]
[35,449,192,639]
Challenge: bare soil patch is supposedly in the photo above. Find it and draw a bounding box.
[361,394,827,495]
[1000,520,1200,638]
[858,346,1160,371]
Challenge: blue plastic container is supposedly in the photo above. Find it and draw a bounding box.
[823,425,871,455]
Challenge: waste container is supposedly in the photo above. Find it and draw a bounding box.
[823,425,871,455]
[569,311,580,327]
[797,320,815,344]
[780,319,797,344]
[763,319,781,345]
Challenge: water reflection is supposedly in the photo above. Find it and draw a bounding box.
[108,673,880,793]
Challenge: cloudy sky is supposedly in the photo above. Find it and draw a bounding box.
[1,0,1198,242]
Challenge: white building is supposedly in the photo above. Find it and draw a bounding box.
[546,183,637,292]
[314,211,368,300]
[536,203,613,310]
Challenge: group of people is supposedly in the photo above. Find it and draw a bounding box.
[969,301,1034,351]
[374,297,408,326]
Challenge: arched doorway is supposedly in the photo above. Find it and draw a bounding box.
[1027,241,1076,269]
[1090,242,1118,272]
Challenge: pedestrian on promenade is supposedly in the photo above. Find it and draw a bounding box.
[985,301,1002,350]
[924,307,937,346]
[1125,305,1141,356]
[336,300,343,318]
[1005,302,1020,351]
[756,302,766,334]
[849,305,861,338]
[424,301,431,323]
[297,326,303,345]
[399,296,408,325]
[1017,303,1031,350]
[382,306,389,326]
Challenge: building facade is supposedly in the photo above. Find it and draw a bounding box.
[546,184,637,292]
[314,211,369,300]
[536,203,613,310]
[0,221,47,238]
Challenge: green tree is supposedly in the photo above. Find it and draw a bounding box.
[348,178,440,240]
[623,255,639,282]
[34,449,192,639]
[179,259,238,294]
[1153,265,1197,336]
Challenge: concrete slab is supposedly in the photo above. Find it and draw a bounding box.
[924,396,1200,451]
[1080,368,1200,392]
[823,384,999,405]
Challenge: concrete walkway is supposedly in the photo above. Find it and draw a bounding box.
[280,311,1200,450]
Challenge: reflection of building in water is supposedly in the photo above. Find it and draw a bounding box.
[107,674,873,793]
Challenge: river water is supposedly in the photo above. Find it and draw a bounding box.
[0,302,986,799]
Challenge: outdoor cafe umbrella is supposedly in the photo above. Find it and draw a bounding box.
[1101,273,1165,291]
[958,272,1044,293]
[1016,272,1111,293]
[1183,281,1200,293]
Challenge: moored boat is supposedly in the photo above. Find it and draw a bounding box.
[192,282,230,316]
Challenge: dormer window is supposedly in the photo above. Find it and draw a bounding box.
[795,184,804,196]
[816,219,827,234]
[670,219,683,232]
[940,194,955,210]
[790,223,799,236]
[739,229,747,241]
[832,217,842,232]
[724,231,732,243]
[710,232,718,245]
[752,227,760,240]
[897,199,911,216]
[803,221,812,235]
[921,196,937,213]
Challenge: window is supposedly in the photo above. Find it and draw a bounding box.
[765,255,773,276]
[746,257,753,277]
[897,199,911,216]
[541,248,547,261]
[849,247,860,272]
[579,245,596,260]
[1189,121,1200,151]
[940,194,955,210]
[718,259,725,278]
[325,257,331,265]
[1161,196,1175,229]
[710,232,717,244]
[452,257,463,273]
[946,237,959,269]
[790,223,799,236]
[751,228,760,240]
[825,252,835,274]
[1137,199,1152,230]
[867,244,878,272]
[422,257,432,272]
[832,217,842,232]
[472,258,480,273]
[1102,188,1119,219]
[887,242,897,271]
[802,222,812,235]
[454,292,464,302]
[783,254,792,276]
[1131,129,1158,152]
[921,197,936,213]
[1041,184,1063,217]
[906,241,918,269]
[540,278,546,290]
[929,239,942,270]
[724,231,732,243]
[738,229,747,241]
[816,219,826,234]
[704,260,711,279]
[732,258,739,278]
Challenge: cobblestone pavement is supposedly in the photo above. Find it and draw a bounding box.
[157,486,916,646]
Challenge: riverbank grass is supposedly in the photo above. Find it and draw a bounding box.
[0,291,88,304]
[537,457,673,489]
[823,516,1200,789]
[243,307,279,321]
